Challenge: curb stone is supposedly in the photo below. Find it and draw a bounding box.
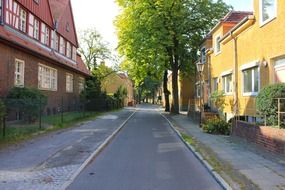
[61,110,137,190]
[160,113,232,190]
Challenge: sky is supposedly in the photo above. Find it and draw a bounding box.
[71,0,253,61]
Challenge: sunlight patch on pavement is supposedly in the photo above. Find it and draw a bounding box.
[157,143,184,153]
[98,115,119,120]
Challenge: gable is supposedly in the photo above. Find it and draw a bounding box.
[49,0,78,47]
[16,0,54,27]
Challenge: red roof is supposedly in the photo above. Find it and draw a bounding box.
[221,11,253,23]
[0,26,90,76]
[49,0,78,47]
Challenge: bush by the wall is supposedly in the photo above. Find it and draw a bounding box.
[256,83,285,127]
[202,118,231,135]
[6,87,47,122]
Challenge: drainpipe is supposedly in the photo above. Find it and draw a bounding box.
[231,32,239,128]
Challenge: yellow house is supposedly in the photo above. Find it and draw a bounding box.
[101,73,134,106]
[167,72,195,112]
[199,0,285,122]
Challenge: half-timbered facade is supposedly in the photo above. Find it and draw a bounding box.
[0,0,90,115]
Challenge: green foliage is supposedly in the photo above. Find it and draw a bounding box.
[6,87,47,122]
[78,28,111,71]
[256,83,285,126]
[114,86,128,101]
[0,99,6,119]
[80,76,103,100]
[210,90,226,113]
[115,0,231,113]
[202,118,231,135]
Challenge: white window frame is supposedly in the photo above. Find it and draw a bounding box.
[38,64,57,91]
[215,34,221,55]
[242,66,260,96]
[222,73,233,95]
[259,0,277,26]
[274,58,285,83]
[66,73,74,93]
[19,8,26,33]
[15,59,25,87]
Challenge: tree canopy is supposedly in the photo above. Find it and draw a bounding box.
[115,0,231,113]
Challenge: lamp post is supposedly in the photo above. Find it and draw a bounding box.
[196,62,204,126]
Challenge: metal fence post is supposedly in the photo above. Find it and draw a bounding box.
[61,96,64,123]
[2,117,6,138]
[278,98,280,128]
[39,96,42,129]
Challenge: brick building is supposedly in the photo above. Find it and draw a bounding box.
[0,0,90,115]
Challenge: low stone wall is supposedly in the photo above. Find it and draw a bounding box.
[232,121,285,154]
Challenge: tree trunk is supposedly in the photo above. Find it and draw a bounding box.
[163,70,170,112]
[170,42,180,114]
[171,62,179,114]
[152,91,155,104]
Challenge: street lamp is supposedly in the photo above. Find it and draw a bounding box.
[196,62,204,126]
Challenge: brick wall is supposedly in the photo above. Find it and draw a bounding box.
[232,121,285,154]
[0,42,86,115]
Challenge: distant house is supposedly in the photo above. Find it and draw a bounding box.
[0,0,90,115]
[101,73,134,106]
[166,71,195,112]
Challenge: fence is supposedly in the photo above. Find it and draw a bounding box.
[0,96,123,138]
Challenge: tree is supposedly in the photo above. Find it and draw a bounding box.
[78,28,111,71]
[115,0,231,114]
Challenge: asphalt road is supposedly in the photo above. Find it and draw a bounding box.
[68,105,222,190]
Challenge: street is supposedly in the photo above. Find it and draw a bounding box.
[68,105,222,190]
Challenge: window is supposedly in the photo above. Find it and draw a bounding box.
[66,73,73,93]
[260,0,276,25]
[78,77,85,93]
[196,83,201,98]
[66,42,71,58]
[72,46,77,61]
[222,74,232,94]
[33,0,40,4]
[0,0,2,22]
[242,67,259,96]
[28,14,40,40]
[59,36,65,55]
[45,26,50,46]
[51,31,59,51]
[201,47,206,64]
[215,35,221,54]
[212,77,218,92]
[274,58,285,83]
[19,8,26,32]
[15,59,25,87]
[34,19,39,40]
[38,64,57,91]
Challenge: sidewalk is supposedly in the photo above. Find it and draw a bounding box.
[166,113,285,190]
[0,109,135,190]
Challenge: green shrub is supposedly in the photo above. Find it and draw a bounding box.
[202,118,231,135]
[210,90,226,113]
[6,87,47,122]
[0,99,6,119]
[256,83,285,126]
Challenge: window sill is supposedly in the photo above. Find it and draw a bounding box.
[224,92,233,96]
[215,51,221,56]
[242,92,258,97]
[260,16,276,28]
[39,88,57,92]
